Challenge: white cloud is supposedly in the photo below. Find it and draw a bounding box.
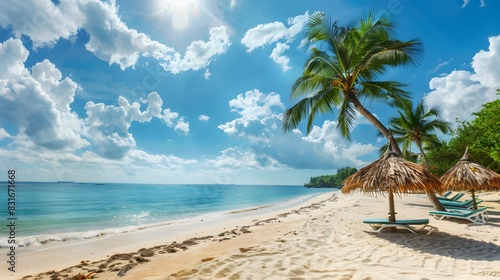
[164,26,231,73]
[462,0,486,8]
[0,0,84,48]
[175,117,190,134]
[218,89,284,138]
[229,0,237,9]
[127,149,197,169]
[85,92,186,159]
[0,128,11,140]
[161,108,179,127]
[0,38,88,151]
[241,21,288,52]
[430,60,451,73]
[470,36,500,88]
[206,146,281,171]
[204,69,212,80]
[425,35,500,124]
[269,43,291,71]
[0,38,190,163]
[199,115,210,122]
[216,89,377,170]
[0,145,200,183]
[241,11,309,52]
[118,92,163,122]
[0,0,231,72]
[80,0,176,70]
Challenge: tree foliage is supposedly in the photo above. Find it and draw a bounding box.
[426,99,500,175]
[305,166,358,188]
[282,10,422,152]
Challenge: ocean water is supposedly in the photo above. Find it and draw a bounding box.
[0,182,334,247]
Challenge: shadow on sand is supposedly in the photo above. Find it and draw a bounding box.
[368,230,500,261]
[368,209,500,261]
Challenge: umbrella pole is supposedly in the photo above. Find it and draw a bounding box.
[470,190,478,210]
[388,188,396,223]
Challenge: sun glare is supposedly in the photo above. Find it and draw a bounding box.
[161,0,201,30]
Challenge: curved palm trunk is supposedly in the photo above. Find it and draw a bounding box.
[416,141,446,211]
[348,93,444,212]
[346,94,402,155]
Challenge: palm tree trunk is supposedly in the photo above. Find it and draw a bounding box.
[347,94,402,155]
[416,141,446,211]
[349,93,445,211]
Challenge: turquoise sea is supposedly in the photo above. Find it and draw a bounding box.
[0,182,334,247]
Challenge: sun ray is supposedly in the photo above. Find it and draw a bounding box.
[161,0,201,30]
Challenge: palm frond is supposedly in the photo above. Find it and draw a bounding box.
[337,99,357,140]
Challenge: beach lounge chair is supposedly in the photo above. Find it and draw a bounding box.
[429,207,488,224]
[437,192,464,202]
[362,218,438,235]
[439,191,452,198]
[447,207,489,219]
[439,198,483,209]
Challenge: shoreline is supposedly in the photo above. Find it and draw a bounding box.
[5,191,500,280]
[0,191,330,249]
[3,192,336,279]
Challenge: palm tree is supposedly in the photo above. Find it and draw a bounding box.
[282,11,447,210]
[385,100,452,210]
[282,11,421,155]
[388,100,452,168]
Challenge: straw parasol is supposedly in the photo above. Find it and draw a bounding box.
[342,149,443,223]
[440,148,500,210]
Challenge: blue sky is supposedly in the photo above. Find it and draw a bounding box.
[0,0,499,185]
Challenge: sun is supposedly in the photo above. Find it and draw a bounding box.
[160,0,202,30]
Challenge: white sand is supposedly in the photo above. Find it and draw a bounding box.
[3,191,500,280]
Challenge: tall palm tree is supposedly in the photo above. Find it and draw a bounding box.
[282,11,447,210]
[385,101,452,210]
[282,11,421,155]
[388,100,452,169]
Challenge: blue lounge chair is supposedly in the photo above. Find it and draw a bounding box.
[363,218,438,235]
[440,191,452,198]
[440,198,483,209]
[446,207,489,219]
[437,192,464,202]
[429,207,488,224]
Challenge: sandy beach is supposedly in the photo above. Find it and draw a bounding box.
[5,190,500,280]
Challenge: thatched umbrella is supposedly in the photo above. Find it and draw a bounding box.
[440,148,500,210]
[342,150,443,223]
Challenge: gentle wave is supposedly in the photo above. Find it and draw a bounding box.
[0,193,331,248]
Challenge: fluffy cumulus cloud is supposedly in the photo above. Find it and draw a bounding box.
[241,12,309,71]
[0,0,84,47]
[0,37,189,163]
[199,115,210,122]
[241,12,308,52]
[0,38,88,151]
[85,92,188,159]
[0,0,231,72]
[425,35,500,124]
[80,0,175,70]
[0,128,11,140]
[269,42,291,71]
[215,89,377,170]
[165,26,231,74]
[218,89,284,138]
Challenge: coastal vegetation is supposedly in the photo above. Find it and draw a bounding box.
[425,98,500,175]
[304,167,358,188]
